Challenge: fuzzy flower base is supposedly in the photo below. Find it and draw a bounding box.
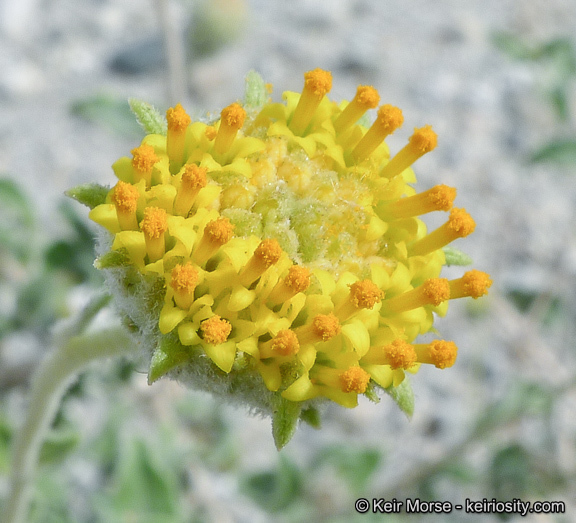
[69,69,491,448]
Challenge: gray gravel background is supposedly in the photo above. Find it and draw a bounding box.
[2,0,576,521]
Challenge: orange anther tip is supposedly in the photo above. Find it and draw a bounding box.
[410,125,438,154]
[254,239,282,268]
[112,181,139,213]
[200,315,232,345]
[181,164,207,189]
[428,185,456,211]
[284,265,311,293]
[312,313,341,341]
[221,103,246,130]
[140,207,168,238]
[131,144,159,173]
[429,340,458,369]
[170,263,199,293]
[384,339,417,370]
[463,270,492,298]
[204,217,234,245]
[205,126,217,141]
[423,278,450,306]
[166,103,191,132]
[340,366,371,393]
[304,68,332,96]
[349,280,383,309]
[448,208,476,237]
[376,105,404,133]
[355,85,380,109]
[271,329,300,356]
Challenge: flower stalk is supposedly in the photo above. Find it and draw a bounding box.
[3,297,135,523]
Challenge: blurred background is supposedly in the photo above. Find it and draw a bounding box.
[1,0,576,521]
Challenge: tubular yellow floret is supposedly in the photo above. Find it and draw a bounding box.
[422,278,451,306]
[362,339,418,369]
[271,329,300,356]
[379,125,438,179]
[350,280,384,309]
[449,270,492,299]
[383,339,418,369]
[170,263,199,310]
[200,315,232,345]
[254,239,283,268]
[380,278,450,315]
[193,217,235,266]
[284,265,311,293]
[340,366,371,394]
[377,184,456,220]
[351,104,404,163]
[409,207,476,256]
[333,85,380,133]
[313,313,341,340]
[166,103,191,173]
[205,217,235,244]
[260,329,300,359]
[167,103,191,132]
[240,239,283,286]
[140,207,168,262]
[141,207,168,239]
[131,144,159,186]
[267,265,311,306]
[289,68,333,136]
[111,181,140,230]
[214,102,246,155]
[173,164,208,216]
[414,340,458,369]
[336,279,384,321]
[205,126,217,141]
[295,313,341,345]
[410,125,438,153]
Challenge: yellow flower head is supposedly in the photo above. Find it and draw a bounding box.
[80,69,492,448]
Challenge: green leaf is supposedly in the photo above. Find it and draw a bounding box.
[474,381,555,438]
[14,274,70,332]
[490,444,531,501]
[443,246,473,266]
[30,473,75,523]
[244,70,267,109]
[0,415,13,473]
[65,183,110,209]
[272,398,301,450]
[241,455,302,512]
[39,427,81,465]
[148,335,191,384]
[384,377,414,418]
[44,202,98,282]
[491,32,535,60]
[363,382,381,403]
[44,241,90,281]
[314,444,382,493]
[530,140,576,165]
[95,249,130,269]
[300,406,321,429]
[129,98,168,136]
[109,438,180,517]
[0,178,35,262]
[539,38,576,72]
[549,86,570,121]
[71,94,142,137]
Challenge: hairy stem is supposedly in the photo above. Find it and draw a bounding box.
[3,313,135,523]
